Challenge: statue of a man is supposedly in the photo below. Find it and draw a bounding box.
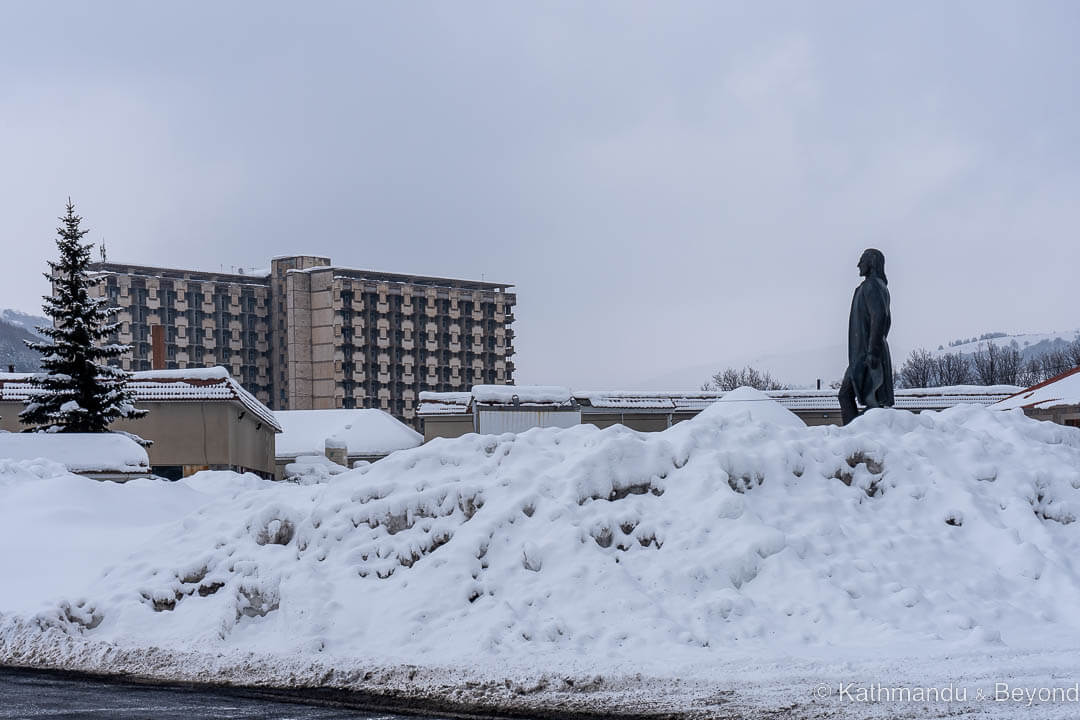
[839,248,894,425]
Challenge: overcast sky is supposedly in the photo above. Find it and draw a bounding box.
[1,2,1077,388]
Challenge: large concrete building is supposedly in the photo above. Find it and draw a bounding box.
[85,256,516,422]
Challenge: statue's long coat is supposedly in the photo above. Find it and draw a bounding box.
[847,273,894,408]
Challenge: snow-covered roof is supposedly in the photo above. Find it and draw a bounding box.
[416,385,1021,416]
[0,432,149,474]
[417,386,575,415]
[416,391,472,416]
[0,369,281,432]
[274,408,423,459]
[133,368,232,381]
[767,386,1022,412]
[589,396,678,410]
[471,385,573,406]
[991,367,1080,411]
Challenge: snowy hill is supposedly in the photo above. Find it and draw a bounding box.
[3,403,1080,717]
[934,329,1080,361]
[0,309,49,335]
[0,309,46,372]
[642,328,1080,391]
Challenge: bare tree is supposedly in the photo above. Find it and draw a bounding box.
[997,343,1023,385]
[1067,339,1080,369]
[899,348,937,388]
[703,366,787,391]
[973,340,1022,385]
[935,352,971,386]
[972,341,1000,385]
[1019,356,1044,388]
[1039,348,1070,381]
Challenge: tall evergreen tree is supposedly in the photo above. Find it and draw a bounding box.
[20,200,146,432]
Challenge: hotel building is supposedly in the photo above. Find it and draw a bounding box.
[87,255,516,422]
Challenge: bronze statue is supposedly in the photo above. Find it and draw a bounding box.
[839,249,894,425]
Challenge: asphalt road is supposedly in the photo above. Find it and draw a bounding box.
[0,666,449,720]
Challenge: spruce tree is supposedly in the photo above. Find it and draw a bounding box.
[20,200,147,432]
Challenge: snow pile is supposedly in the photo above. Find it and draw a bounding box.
[0,433,149,474]
[700,385,805,428]
[282,454,349,484]
[5,407,1080,717]
[5,404,1078,668]
[0,467,269,614]
[274,409,422,458]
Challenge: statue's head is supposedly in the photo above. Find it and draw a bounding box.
[858,248,886,282]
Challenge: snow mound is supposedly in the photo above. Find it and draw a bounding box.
[0,433,149,474]
[283,454,349,484]
[0,465,260,614]
[275,409,423,458]
[7,406,1080,676]
[698,385,805,428]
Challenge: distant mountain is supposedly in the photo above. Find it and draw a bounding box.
[0,309,47,373]
[1,309,49,334]
[931,329,1080,363]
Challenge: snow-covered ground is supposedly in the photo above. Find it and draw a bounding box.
[3,397,1080,718]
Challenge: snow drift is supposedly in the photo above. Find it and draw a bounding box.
[0,432,148,474]
[3,402,1080,716]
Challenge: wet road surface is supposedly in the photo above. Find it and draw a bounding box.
[0,666,450,719]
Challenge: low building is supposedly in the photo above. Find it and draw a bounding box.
[418,385,1023,437]
[0,368,281,479]
[274,408,423,479]
[417,391,474,442]
[418,385,582,441]
[989,367,1080,427]
[0,432,150,481]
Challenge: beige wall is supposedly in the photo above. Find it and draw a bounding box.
[795,410,844,426]
[115,401,276,476]
[423,415,474,443]
[0,400,276,477]
[583,413,671,432]
[0,402,22,433]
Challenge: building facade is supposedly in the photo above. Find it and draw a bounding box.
[86,256,516,422]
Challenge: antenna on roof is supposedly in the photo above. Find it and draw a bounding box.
[99,239,107,263]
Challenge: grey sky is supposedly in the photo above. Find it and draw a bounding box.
[2,1,1077,388]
